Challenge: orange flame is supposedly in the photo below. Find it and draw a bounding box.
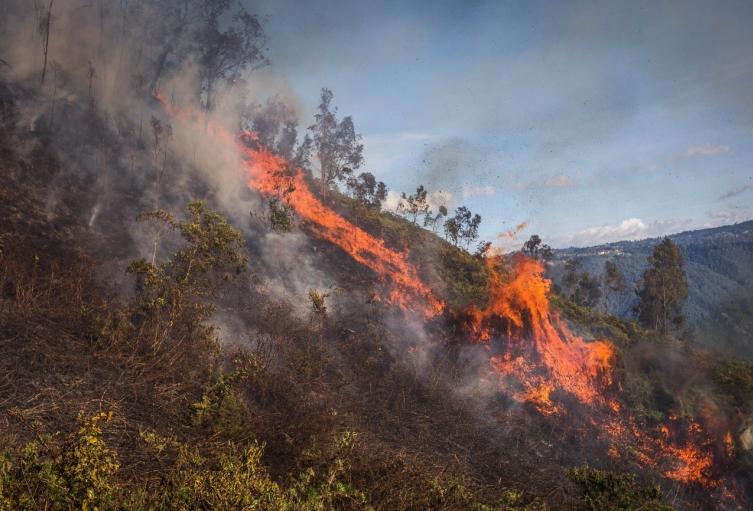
[156,95,442,317]
[158,96,737,499]
[467,253,731,492]
[471,254,614,410]
[239,146,443,317]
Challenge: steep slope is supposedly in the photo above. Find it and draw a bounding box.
[2,76,753,509]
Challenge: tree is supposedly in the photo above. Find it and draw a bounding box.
[443,216,461,247]
[147,1,234,93]
[563,258,581,298]
[128,201,248,326]
[603,260,626,313]
[198,8,267,112]
[399,185,430,223]
[443,206,481,249]
[308,88,364,198]
[458,206,482,249]
[39,0,55,84]
[634,238,688,333]
[424,205,448,232]
[242,99,299,160]
[573,272,602,308]
[346,172,387,209]
[522,234,553,262]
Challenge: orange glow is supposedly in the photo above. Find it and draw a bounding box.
[724,431,735,458]
[466,253,725,490]
[157,96,736,499]
[473,254,614,410]
[157,95,443,318]
[239,146,443,317]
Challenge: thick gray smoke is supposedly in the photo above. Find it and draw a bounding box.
[0,0,345,319]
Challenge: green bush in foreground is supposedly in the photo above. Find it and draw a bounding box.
[569,466,674,511]
[0,411,371,511]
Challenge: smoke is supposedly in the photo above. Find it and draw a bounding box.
[0,0,350,328]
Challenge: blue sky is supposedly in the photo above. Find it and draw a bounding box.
[246,0,753,248]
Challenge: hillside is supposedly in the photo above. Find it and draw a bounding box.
[2,2,753,510]
[550,222,753,359]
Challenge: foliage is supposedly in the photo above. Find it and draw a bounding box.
[191,373,252,438]
[424,204,448,232]
[444,206,481,248]
[398,185,430,224]
[634,238,688,333]
[569,466,674,511]
[128,200,247,324]
[0,414,371,511]
[521,235,552,262]
[418,479,545,511]
[268,197,295,232]
[0,412,119,511]
[309,88,364,196]
[573,271,602,308]
[603,260,626,313]
[198,7,268,111]
[346,172,388,209]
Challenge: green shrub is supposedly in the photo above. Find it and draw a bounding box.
[0,411,119,511]
[569,466,673,510]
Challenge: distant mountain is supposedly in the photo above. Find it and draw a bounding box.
[550,221,753,359]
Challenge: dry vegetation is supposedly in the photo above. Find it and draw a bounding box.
[1,75,751,509]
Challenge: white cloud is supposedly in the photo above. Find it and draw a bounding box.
[543,174,573,188]
[555,217,692,247]
[683,143,730,158]
[512,173,574,190]
[462,184,496,199]
[576,217,648,243]
[381,189,455,213]
[704,208,752,227]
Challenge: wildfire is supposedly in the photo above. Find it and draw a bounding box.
[157,96,739,502]
[465,252,732,494]
[471,254,614,410]
[238,145,443,317]
[156,95,443,318]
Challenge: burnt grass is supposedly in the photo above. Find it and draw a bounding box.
[2,82,753,510]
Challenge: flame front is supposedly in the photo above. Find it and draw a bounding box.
[156,95,442,318]
[239,146,443,317]
[469,254,614,411]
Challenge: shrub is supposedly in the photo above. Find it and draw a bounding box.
[569,466,673,510]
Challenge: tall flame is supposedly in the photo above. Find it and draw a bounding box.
[469,253,733,496]
[469,254,614,413]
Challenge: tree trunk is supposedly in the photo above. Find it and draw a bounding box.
[40,0,54,85]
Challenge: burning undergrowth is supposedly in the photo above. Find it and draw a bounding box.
[155,97,749,508]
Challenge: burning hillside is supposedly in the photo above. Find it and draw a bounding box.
[2,1,752,509]
[157,98,745,507]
